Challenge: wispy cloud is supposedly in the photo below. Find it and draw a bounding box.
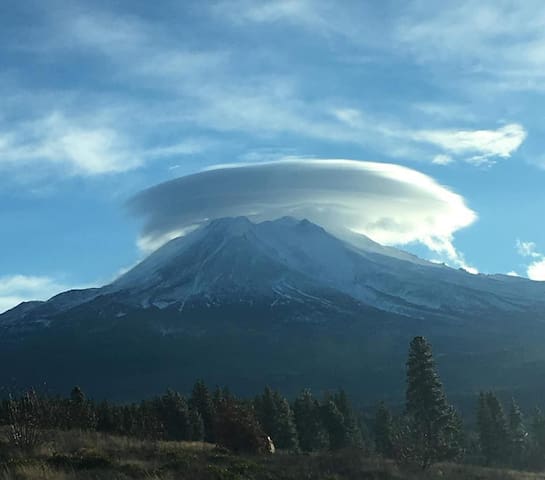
[515,239,545,281]
[0,2,531,185]
[395,1,545,91]
[0,112,139,176]
[412,124,526,166]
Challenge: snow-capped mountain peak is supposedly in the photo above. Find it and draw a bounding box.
[3,216,545,329]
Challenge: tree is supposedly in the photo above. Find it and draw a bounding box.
[509,398,527,467]
[293,389,328,452]
[157,390,191,440]
[69,386,96,430]
[374,402,394,457]
[477,392,509,465]
[254,387,299,451]
[528,408,545,469]
[403,336,462,468]
[214,396,270,454]
[321,399,349,450]
[333,389,363,448]
[189,381,216,442]
[189,408,205,441]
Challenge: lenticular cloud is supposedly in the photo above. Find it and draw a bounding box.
[129,159,477,264]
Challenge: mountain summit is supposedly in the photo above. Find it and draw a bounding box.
[4,216,544,327]
[2,217,545,401]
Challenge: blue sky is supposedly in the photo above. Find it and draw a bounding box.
[1,0,545,312]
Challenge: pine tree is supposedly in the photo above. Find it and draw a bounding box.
[189,408,205,441]
[158,390,191,440]
[293,389,328,452]
[214,395,269,454]
[528,408,545,469]
[254,387,299,451]
[509,398,527,467]
[374,402,393,457]
[404,336,462,468]
[333,389,363,448]
[477,392,494,464]
[477,392,510,465]
[189,380,216,442]
[321,399,349,450]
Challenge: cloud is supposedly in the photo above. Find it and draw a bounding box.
[216,0,316,25]
[413,124,526,165]
[0,112,140,176]
[432,154,454,165]
[516,239,541,258]
[394,1,545,92]
[0,274,71,314]
[515,239,545,281]
[129,159,477,269]
[528,260,545,281]
[1,4,530,187]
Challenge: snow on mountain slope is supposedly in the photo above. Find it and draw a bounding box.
[3,216,545,329]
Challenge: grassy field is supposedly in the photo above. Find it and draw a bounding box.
[1,429,545,480]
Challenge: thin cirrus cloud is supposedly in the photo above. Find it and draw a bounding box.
[129,159,478,270]
[0,112,139,176]
[0,5,531,181]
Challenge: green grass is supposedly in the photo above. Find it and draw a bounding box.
[1,429,545,480]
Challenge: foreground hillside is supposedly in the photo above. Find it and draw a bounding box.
[1,429,544,480]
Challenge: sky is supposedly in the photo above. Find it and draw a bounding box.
[1,0,545,312]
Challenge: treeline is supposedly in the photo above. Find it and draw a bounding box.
[0,382,364,455]
[3,336,545,472]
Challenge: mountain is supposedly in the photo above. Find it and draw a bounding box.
[2,217,545,405]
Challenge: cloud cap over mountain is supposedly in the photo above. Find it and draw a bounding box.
[129,159,477,264]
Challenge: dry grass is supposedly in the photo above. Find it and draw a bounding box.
[2,428,545,479]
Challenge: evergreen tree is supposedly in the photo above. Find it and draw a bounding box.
[254,387,299,451]
[214,396,269,454]
[477,392,494,464]
[477,392,510,465]
[404,336,462,468]
[374,402,394,457]
[528,407,545,469]
[189,380,216,442]
[293,389,329,452]
[189,408,205,441]
[509,398,527,467]
[321,399,349,450]
[157,390,191,440]
[333,389,363,448]
[69,386,96,430]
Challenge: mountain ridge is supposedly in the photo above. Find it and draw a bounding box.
[2,216,545,403]
[3,216,545,329]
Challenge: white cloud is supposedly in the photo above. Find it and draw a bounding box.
[516,239,541,258]
[0,113,140,176]
[507,271,520,277]
[144,140,211,159]
[528,259,545,281]
[216,0,316,25]
[515,239,545,281]
[395,1,545,91]
[413,124,526,165]
[0,274,71,313]
[432,154,454,165]
[129,159,477,269]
